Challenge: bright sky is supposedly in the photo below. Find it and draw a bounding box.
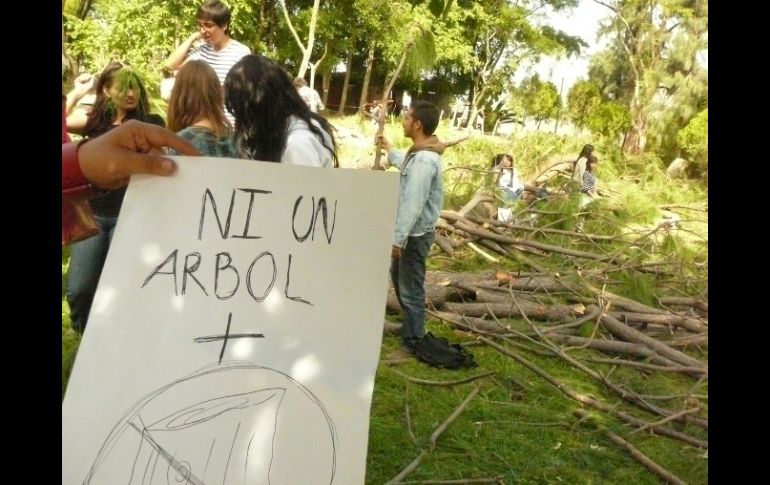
[514,0,612,100]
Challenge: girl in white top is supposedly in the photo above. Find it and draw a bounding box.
[571,144,595,187]
[224,54,338,168]
[494,154,525,201]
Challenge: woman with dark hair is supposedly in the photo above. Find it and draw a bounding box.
[224,54,338,168]
[166,60,235,157]
[492,153,524,202]
[571,143,595,187]
[66,61,165,334]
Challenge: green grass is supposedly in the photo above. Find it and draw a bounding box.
[366,327,707,484]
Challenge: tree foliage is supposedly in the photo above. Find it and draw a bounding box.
[514,74,561,128]
[567,79,602,129]
[586,100,631,139]
[588,0,707,155]
[676,107,707,170]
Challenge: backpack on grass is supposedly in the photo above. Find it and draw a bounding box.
[414,333,477,370]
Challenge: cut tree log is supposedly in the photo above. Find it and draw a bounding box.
[599,314,706,369]
[610,311,706,333]
[441,212,616,262]
[443,301,582,321]
[660,296,708,313]
[545,335,701,372]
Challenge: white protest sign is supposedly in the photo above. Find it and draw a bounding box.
[62,158,400,485]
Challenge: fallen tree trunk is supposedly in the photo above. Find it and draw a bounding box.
[599,314,706,369]
[611,311,706,333]
[545,335,699,371]
[660,296,708,313]
[443,301,582,321]
[441,212,615,262]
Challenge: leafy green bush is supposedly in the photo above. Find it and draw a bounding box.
[677,108,708,176]
[586,101,631,139]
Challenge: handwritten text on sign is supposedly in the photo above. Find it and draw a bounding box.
[62,158,400,484]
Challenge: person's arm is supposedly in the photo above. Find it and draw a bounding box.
[63,120,201,198]
[65,73,95,134]
[65,73,93,113]
[165,32,200,71]
[376,135,405,169]
[511,170,525,192]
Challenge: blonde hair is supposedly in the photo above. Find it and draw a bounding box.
[167,60,230,137]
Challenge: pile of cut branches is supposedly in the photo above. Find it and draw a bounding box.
[382,197,707,484]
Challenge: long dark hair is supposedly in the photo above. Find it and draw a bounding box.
[491,153,512,169]
[84,61,152,136]
[574,144,595,170]
[224,54,338,166]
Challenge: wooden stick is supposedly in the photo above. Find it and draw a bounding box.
[630,407,701,435]
[391,479,502,484]
[599,313,706,369]
[478,336,707,449]
[466,242,499,263]
[573,410,688,485]
[507,296,706,430]
[583,357,707,375]
[385,385,482,484]
[405,382,417,444]
[389,368,495,387]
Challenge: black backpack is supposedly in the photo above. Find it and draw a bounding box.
[413,333,477,369]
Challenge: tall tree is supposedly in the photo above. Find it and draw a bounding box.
[373,21,436,169]
[514,74,561,129]
[567,79,602,130]
[432,0,584,130]
[279,0,324,80]
[591,0,707,154]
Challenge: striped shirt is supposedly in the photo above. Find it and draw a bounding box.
[188,39,251,86]
[582,170,597,193]
[188,40,250,125]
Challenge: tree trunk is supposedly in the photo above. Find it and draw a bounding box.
[373,40,413,169]
[622,99,646,154]
[321,70,331,108]
[358,41,375,116]
[76,0,93,19]
[280,0,321,80]
[337,50,353,115]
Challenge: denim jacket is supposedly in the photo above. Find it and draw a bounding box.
[388,146,444,248]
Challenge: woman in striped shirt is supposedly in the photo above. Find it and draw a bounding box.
[580,154,601,206]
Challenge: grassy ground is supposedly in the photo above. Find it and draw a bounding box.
[62,116,707,483]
